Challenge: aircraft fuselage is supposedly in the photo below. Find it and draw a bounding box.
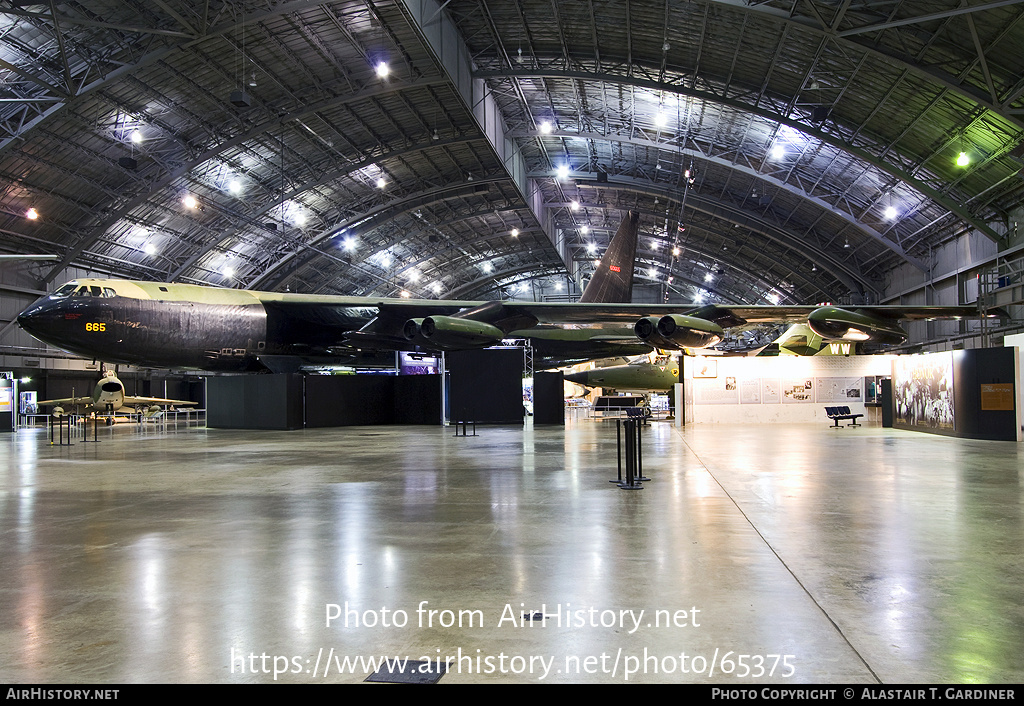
[19,287,272,370]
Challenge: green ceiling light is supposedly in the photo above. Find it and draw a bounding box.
[956,132,971,167]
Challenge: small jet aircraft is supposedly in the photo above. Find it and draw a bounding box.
[756,323,861,356]
[564,354,680,392]
[38,370,197,421]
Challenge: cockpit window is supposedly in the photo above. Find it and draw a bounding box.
[53,283,77,298]
[74,286,91,296]
[103,288,117,298]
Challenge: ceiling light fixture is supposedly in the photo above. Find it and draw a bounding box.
[956,132,971,167]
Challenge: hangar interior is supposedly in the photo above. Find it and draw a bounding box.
[1,0,1023,684]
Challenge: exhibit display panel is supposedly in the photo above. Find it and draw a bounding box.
[683,354,893,424]
[893,348,1021,441]
[0,377,12,432]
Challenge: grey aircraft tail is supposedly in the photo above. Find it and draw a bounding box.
[579,210,640,303]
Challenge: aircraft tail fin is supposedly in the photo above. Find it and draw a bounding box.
[579,210,640,304]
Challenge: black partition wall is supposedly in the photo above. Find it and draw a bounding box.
[208,373,442,429]
[447,349,524,424]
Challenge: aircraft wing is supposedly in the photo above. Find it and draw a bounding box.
[122,396,197,407]
[37,396,93,407]
[507,303,994,326]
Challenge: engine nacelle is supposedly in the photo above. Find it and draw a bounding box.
[403,316,504,350]
[403,318,425,341]
[634,314,723,349]
[807,306,907,345]
[634,316,678,349]
[633,316,660,341]
[657,314,724,348]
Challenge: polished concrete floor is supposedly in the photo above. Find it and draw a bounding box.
[1,416,1022,684]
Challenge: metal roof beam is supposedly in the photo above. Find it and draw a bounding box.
[482,68,1005,245]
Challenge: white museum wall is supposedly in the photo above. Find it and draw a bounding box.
[683,354,894,425]
[1004,335,1024,418]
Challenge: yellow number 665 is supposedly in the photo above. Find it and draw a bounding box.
[85,322,106,332]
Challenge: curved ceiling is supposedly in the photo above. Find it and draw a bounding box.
[1,0,1022,308]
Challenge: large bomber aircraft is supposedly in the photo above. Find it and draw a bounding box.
[16,211,1001,372]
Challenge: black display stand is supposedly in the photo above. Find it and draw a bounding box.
[533,371,565,425]
[880,378,893,428]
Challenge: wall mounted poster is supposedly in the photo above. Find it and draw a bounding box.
[815,377,863,403]
[693,359,717,378]
[782,378,815,403]
[694,377,739,404]
[740,378,761,404]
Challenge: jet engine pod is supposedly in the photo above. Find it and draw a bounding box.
[418,316,504,349]
[655,314,724,349]
[634,316,680,350]
[402,318,425,341]
[807,306,907,345]
[634,316,660,341]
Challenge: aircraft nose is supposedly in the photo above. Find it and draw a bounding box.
[16,295,79,347]
[16,297,54,336]
[563,371,587,385]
